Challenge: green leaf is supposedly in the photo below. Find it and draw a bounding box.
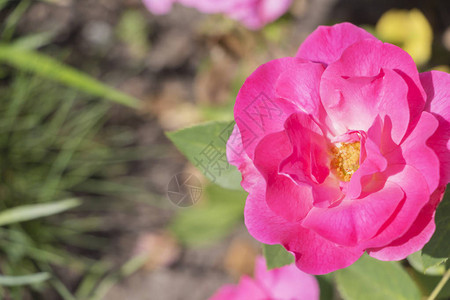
[166,121,242,190]
[407,250,447,275]
[0,198,81,226]
[317,274,335,300]
[0,44,141,108]
[171,184,246,245]
[409,269,450,299]
[262,244,294,270]
[0,273,50,286]
[423,187,450,259]
[335,254,421,300]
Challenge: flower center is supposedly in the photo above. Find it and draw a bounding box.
[330,142,361,182]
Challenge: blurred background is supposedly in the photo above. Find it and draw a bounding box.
[0,0,449,299]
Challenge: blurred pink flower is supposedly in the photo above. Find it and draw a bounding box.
[209,256,319,300]
[142,0,293,30]
[227,22,450,274]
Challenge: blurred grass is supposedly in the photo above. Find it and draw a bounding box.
[0,67,147,298]
[0,44,142,108]
[0,6,151,297]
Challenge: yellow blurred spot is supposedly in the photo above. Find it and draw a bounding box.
[376,9,433,66]
[224,238,259,280]
[431,65,450,73]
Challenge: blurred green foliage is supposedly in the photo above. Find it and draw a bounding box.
[0,1,151,297]
[116,9,150,59]
[166,121,242,190]
[335,254,421,300]
[0,5,147,299]
[423,190,450,260]
[171,184,246,245]
[262,244,294,270]
[0,70,145,299]
[0,45,141,108]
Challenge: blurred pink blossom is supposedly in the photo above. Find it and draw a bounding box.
[142,0,293,30]
[209,256,319,300]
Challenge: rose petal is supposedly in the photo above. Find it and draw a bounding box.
[243,174,363,274]
[287,228,364,275]
[367,186,445,260]
[244,173,302,244]
[421,70,450,186]
[322,39,426,132]
[347,117,388,199]
[235,57,305,159]
[280,112,330,185]
[278,112,343,207]
[254,131,314,221]
[302,182,404,246]
[227,125,263,192]
[275,62,327,127]
[296,22,377,65]
[386,112,440,193]
[362,165,430,249]
[320,67,410,143]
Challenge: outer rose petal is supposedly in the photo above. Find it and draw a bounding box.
[244,175,363,274]
[323,39,426,128]
[296,22,376,65]
[227,125,262,192]
[234,57,304,159]
[275,60,326,125]
[254,257,319,300]
[287,227,364,275]
[243,174,302,245]
[302,182,404,246]
[368,186,445,260]
[421,71,450,186]
[362,165,430,249]
[386,112,440,193]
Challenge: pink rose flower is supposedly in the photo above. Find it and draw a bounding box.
[227,23,450,274]
[142,0,293,30]
[209,256,319,300]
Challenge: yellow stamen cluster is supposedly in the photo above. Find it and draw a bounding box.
[330,142,361,182]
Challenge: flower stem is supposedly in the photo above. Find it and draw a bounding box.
[427,269,450,300]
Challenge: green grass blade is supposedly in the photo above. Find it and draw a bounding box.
[0,44,141,108]
[75,261,111,299]
[0,273,50,286]
[12,31,58,49]
[0,0,10,11]
[1,0,31,41]
[0,198,81,226]
[90,254,148,300]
